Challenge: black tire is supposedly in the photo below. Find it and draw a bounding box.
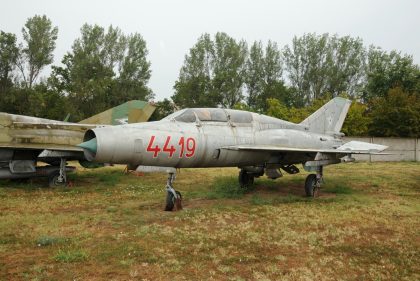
[305,174,318,197]
[239,170,253,188]
[164,190,182,211]
[48,173,66,188]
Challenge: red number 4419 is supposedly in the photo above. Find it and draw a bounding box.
[146,136,196,158]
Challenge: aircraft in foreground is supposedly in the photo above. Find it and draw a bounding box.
[78,97,388,211]
[0,100,155,186]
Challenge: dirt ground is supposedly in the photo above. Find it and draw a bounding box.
[0,162,419,280]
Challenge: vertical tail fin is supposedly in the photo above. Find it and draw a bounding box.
[78,100,156,125]
[300,97,351,135]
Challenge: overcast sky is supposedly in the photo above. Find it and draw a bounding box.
[1,0,419,100]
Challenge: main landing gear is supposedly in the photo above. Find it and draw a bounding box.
[164,172,183,211]
[48,158,68,187]
[238,169,254,188]
[239,165,324,197]
[304,166,323,197]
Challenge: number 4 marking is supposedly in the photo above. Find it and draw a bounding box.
[146,136,161,158]
[163,136,176,157]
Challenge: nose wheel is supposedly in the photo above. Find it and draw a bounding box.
[164,172,182,211]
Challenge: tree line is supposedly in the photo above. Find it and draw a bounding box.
[0,15,152,121]
[1,15,419,137]
[169,32,420,137]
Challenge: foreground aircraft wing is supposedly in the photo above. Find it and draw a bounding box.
[9,122,100,131]
[222,141,389,155]
[0,143,83,152]
[0,115,98,155]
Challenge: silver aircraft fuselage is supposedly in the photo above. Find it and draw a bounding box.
[78,99,389,206]
[82,108,342,169]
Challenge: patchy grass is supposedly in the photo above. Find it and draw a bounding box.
[323,183,354,194]
[205,176,251,199]
[36,236,69,247]
[53,249,88,263]
[0,162,419,280]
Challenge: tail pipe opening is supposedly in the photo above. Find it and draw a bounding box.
[78,129,97,161]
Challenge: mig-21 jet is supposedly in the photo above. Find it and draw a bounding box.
[78,97,388,211]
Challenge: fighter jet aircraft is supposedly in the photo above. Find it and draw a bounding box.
[78,97,388,211]
[0,100,155,186]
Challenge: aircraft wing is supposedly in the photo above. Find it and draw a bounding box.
[222,141,389,155]
[0,118,98,153]
[0,143,83,152]
[9,122,101,131]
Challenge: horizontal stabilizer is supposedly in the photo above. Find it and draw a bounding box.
[337,141,388,153]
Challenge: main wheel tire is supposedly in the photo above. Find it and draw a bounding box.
[164,190,182,211]
[48,172,66,188]
[239,170,254,188]
[305,174,319,197]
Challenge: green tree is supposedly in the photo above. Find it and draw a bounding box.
[266,98,290,120]
[149,98,176,121]
[245,41,290,112]
[327,35,366,97]
[369,87,420,137]
[363,47,420,100]
[211,32,247,108]
[245,41,264,110]
[0,31,19,91]
[108,33,152,106]
[50,24,152,121]
[17,15,58,88]
[172,34,214,107]
[283,33,366,105]
[341,101,370,136]
[283,33,330,105]
[0,31,19,111]
[172,32,247,108]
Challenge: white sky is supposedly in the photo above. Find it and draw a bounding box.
[1,0,419,101]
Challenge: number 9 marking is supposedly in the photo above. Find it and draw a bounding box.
[185,137,196,157]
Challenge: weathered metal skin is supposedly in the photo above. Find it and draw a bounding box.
[82,108,344,169]
[79,98,391,207]
[0,100,156,184]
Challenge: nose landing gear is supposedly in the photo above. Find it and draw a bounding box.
[164,172,183,211]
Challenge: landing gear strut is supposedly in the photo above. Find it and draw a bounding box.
[164,172,182,211]
[48,158,67,187]
[305,166,323,197]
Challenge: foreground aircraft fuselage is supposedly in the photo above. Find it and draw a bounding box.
[82,109,342,169]
[80,98,388,211]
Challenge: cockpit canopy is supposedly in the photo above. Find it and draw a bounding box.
[163,108,253,123]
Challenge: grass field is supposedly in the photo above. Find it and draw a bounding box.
[0,162,419,281]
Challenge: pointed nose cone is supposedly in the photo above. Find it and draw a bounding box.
[78,138,97,153]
